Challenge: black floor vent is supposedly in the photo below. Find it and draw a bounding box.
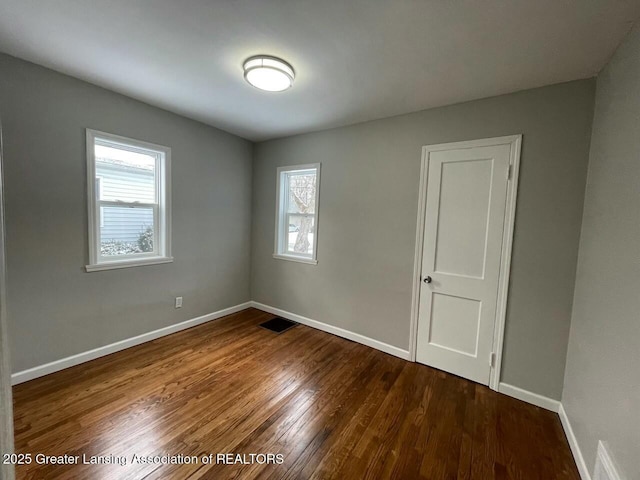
[259,317,297,333]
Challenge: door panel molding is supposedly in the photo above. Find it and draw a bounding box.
[409,135,522,391]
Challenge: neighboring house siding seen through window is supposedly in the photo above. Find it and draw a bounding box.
[86,130,172,272]
[97,164,155,243]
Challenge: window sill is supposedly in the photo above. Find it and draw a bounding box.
[272,254,318,265]
[86,256,174,272]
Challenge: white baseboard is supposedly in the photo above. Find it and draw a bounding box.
[498,385,592,479]
[13,300,410,385]
[250,301,411,361]
[11,302,252,385]
[9,299,597,480]
[559,404,592,480]
[594,441,622,480]
[498,382,561,412]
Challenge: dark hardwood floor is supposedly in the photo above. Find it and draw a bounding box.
[12,308,579,479]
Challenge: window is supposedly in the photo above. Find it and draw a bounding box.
[274,164,320,264]
[86,129,172,272]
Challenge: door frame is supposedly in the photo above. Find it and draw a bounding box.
[0,118,15,480]
[409,135,522,391]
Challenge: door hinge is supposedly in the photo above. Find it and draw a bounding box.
[490,352,496,368]
[507,164,513,180]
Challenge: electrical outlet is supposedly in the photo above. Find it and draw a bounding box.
[175,296,183,308]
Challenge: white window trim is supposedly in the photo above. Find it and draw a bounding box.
[96,177,104,228]
[85,129,172,272]
[273,163,321,265]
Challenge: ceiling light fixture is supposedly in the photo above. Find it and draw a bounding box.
[243,55,295,92]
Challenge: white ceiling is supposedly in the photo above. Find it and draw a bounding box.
[0,1,639,141]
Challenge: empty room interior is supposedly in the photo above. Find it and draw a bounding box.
[0,1,639,479]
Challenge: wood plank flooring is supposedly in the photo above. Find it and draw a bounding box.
[12,308,580,479]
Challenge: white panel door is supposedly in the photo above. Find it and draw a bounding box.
[416,143,511,385]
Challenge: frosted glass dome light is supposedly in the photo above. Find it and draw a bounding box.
[243,56,295,92]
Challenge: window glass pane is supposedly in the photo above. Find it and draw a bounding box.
[287,214,314,256]
[286,172,316,214]
[95,144,156,203]
[100,205,154,256]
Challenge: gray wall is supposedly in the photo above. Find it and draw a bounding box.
[252,80,595,399]
[0,54,253,373]
[562,23,640,479]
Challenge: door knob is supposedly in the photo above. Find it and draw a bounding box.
[423,276,432,284]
